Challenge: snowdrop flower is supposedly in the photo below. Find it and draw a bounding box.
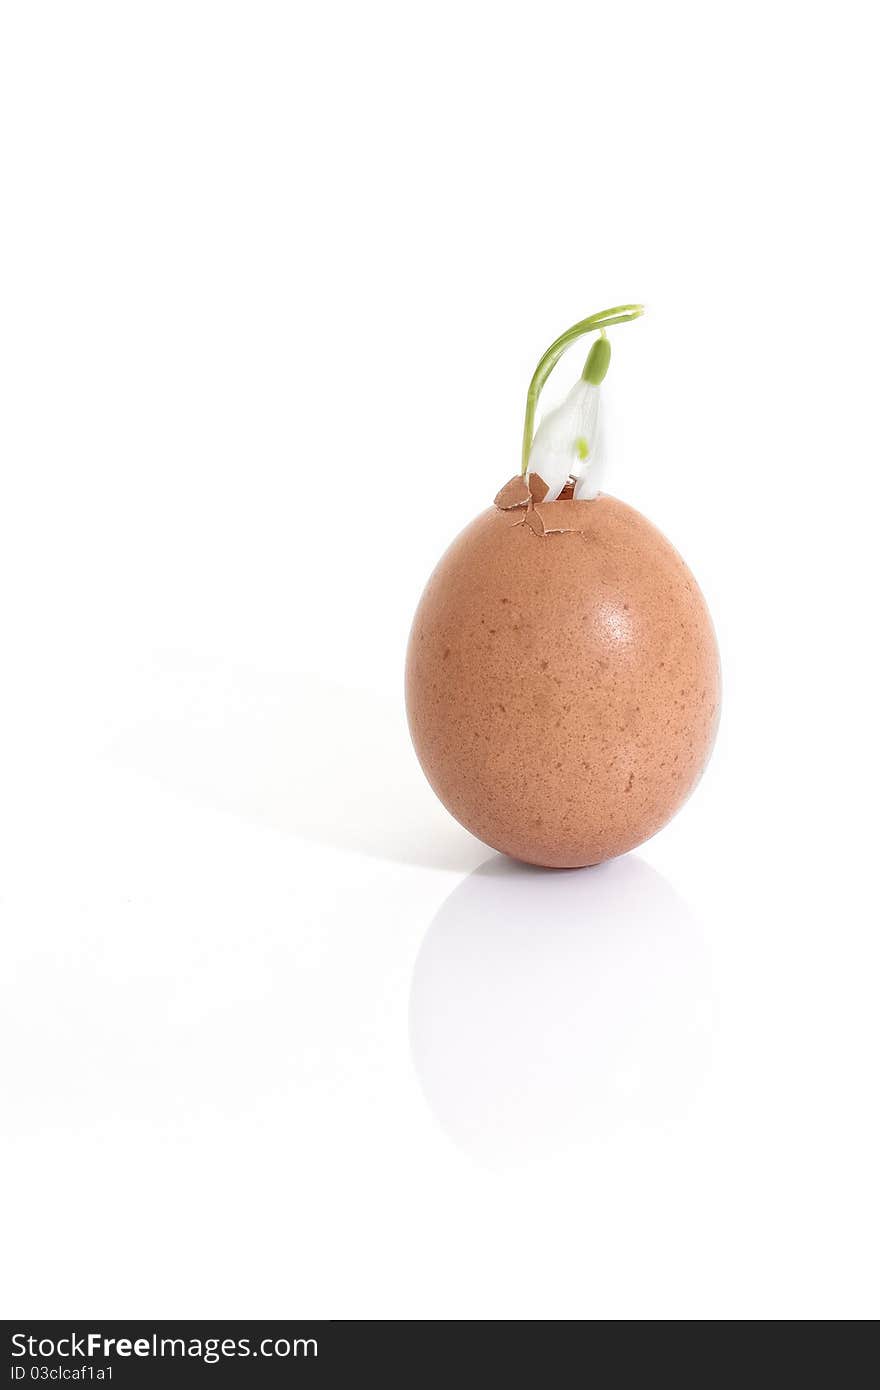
[520,306,642,502]
[528,333,609,501]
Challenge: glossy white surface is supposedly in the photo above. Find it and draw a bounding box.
[1,0,878,1320]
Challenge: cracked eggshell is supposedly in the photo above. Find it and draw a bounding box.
[405,492,720,868]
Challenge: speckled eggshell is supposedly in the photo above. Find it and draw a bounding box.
[405,490,720,868]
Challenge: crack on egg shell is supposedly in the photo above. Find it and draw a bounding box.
[494,475,599,540]
[533,501,596,536]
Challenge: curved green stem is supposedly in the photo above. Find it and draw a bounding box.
[520,303,644,475]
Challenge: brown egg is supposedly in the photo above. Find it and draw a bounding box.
[406,482,720,868]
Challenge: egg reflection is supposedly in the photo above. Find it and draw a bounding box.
[409,854,714,1168]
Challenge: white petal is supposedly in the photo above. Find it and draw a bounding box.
[573,422,605,499]
[528,379,601,499]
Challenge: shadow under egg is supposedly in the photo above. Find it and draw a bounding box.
[409,853,715,1168]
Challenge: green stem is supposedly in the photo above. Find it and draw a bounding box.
[520,303,644,475]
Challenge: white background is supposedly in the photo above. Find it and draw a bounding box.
[1,1,878,1320]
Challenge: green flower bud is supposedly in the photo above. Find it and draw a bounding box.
[582,332,611,385]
